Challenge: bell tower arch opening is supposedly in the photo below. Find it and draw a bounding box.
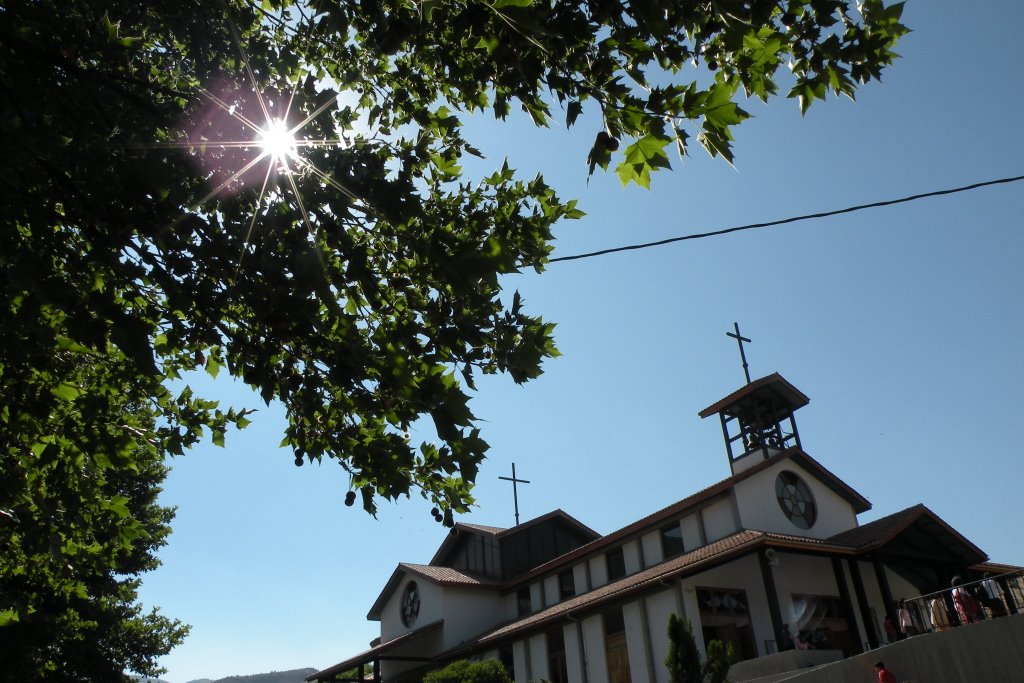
[698,373,809,475]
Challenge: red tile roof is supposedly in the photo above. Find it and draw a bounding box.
[457,522,507,535]
[826,504,988,564]
[443,529,795,656]
[502,447,869,590]
[971,561,1024,574]
[400,563,501,587]
[826,504,926,548]
[367,563,500,620]
[698,373,810,419]
[442,519,925,660]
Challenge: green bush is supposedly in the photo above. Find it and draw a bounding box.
[424,659,512,683]
[666,614,734,683]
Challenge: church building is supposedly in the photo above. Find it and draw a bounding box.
[308,373,1020,683]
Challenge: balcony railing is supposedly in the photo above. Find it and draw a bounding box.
[899,569,1024,635]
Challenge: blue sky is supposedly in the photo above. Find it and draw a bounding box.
[137,1,1024,680]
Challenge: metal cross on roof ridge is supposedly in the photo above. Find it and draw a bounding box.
[726,322,752,384]
[498,462,530,526]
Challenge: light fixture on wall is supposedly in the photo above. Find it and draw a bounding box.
[765,548,780,568]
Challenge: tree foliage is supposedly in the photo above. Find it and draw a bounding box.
[423,658,512,683]
[1,0,907,513]
[704,639,735,683]
[666,613,703,683]
[0,356,189,680]
[666,614,734,683]
[1,0,904,670]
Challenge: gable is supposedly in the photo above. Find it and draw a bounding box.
[498,515,597,579]
[436,530,503,580]
[367,564,499,623]
[379,573,445,642]
[431,510,599,581]
[732,453,861,538]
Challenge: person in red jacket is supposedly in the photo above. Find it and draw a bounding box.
[874,661,897,683]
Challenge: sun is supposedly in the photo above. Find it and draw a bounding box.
[258,118,298,163]
[159,12,358,258]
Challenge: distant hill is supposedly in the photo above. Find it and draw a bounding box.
[185,668,317,683]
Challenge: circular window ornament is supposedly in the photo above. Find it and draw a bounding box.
[775,470,817,529]
[400,581,420,627]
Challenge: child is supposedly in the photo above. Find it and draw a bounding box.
[874,661,897,683]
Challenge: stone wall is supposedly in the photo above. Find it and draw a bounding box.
[728,649,843,682]
[767,612,1024,682]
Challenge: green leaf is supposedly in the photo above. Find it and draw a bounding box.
[53,382,81,402]
[566,101,583,128]
[615,135,672,188]
[107,496,131,519]
[491,0,534,9]
[102,12,118,40]
[205,352,221,379]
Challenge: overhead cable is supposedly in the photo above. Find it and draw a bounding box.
[548,174,1024,264]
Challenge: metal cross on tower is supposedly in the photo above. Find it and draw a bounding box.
[726,322,753,384]
[498,462,530,526]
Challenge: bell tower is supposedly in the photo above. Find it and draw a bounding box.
[698,373,809,475]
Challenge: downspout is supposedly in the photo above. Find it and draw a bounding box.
[696,508,708,547]
[523,635,533,682]
[661,577,685,619]
[639,597,657,683]
[758,549,785,653]
[568,614,590,683]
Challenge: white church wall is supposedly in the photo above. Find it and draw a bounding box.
[543,574,559,608]
[840,563,868,649]
[565,622,585,683]
[442,586,505,650]
[513,639,529,683]
[502,591,518,621]
[681,554,776,658]
[647,587,682,683]
[624,539,642,575]
[886,568,920,605]
[528,633,549,682]
[380,576,445,641]
[858,559,886,644]
[574,561,590,593]
[379,656,426,681]
[702,497,738,543]
[641,529,663,567]
[582,613,608,683]
[730,450,770,475]
[530,580,543,612]
[732,459,858,539]
[772,553,843,635]
[473,647,500,662]
[681,513,703,551]
[590,555,609,588]
[623,601,650,683]
[681,581,707,655]
[379,630,446,681]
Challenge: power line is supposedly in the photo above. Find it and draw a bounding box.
[548,174,1024,264]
